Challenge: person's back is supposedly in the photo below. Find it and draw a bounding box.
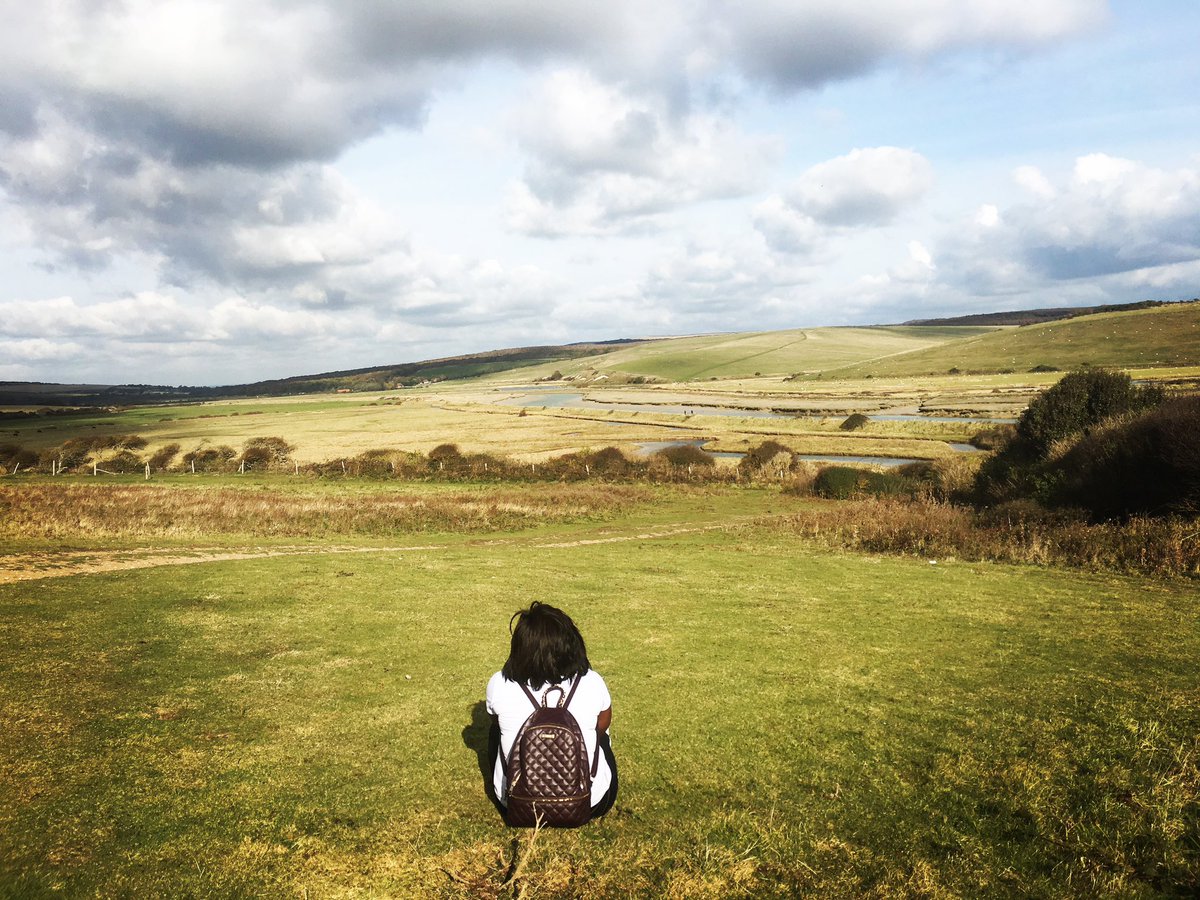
[485,602,617,824]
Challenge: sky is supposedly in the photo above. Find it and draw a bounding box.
[0,1,1197,386]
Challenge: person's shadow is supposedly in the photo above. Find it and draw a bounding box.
[462,700,506,816]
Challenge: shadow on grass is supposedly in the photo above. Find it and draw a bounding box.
[462,700,505,817]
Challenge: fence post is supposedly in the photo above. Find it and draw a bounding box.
[12,463,18,475]
[191,459,196,474]
[295,462,299,475]
[145,463,150,480]
[93,461,98,476]
[341,460,347,474]
[239,459,245,475]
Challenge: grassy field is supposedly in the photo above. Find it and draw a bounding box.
[1,482,1197,898]
[476,327,1000,383]
[825,303,1200,379]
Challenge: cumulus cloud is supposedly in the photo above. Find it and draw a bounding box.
[0,1,1121,381]
[507,71,780,235]
[785,147,934,227]
[714,0,1107,89]
[752,147,933,259]
[941,154,1200,294]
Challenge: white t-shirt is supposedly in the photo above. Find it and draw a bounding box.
[486,669,612,807]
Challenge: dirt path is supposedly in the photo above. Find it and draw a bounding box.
[0,522,739,585]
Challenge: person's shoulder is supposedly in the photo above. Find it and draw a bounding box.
[486,671,507,696]
[581,668,611,698]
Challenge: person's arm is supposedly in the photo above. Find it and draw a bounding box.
[597,706,612,734]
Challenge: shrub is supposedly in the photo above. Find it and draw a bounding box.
[813,466,866,499]
[974,368,1165,506]
[737,440,791,476]
[813,465,923,500]
[148,443,181,470]
[839,413,870,432]
[40,438,94,472]
[1029,364,1060,373]
[101,450,145,473]
[1016,367,1163,457]
[0,443,38,472]
[1047,395,1200,520]
[970,424,1016,451]
[582,447,631,476]
[780,460,820,496]
[654,444,715,468]
[427,443,464,472]
[240,436,294,470]
[182,445,237,472]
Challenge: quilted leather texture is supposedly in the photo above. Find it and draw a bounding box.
[506,706,592,828]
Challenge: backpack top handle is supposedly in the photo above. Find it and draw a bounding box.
[520,674,581,710]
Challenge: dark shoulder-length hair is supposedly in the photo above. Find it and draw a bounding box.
[502,602,590,690]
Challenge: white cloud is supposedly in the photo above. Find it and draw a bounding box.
[507,70,780,236]
[939,154,1200,294]
[715,0,1107,88]
[785,147,934,227]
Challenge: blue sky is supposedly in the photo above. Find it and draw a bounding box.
[0,0,1197,385]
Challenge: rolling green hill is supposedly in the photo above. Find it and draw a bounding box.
[494,325,999,383]
[823,301,1200,379]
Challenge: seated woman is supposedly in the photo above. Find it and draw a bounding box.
[486,602,617,823]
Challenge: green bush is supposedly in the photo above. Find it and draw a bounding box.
[814,465,922,500]
[839,413,870,431]
[813,466,866,499]
[1047,395,1200,520]
[1017,367,1163,457]
[974,368,1165,506]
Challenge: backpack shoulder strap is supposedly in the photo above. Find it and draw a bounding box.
[562,674,581,710]
[519,683,539,709]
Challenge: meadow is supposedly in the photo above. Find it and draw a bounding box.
[1,480,1198,898]
[4,305,1200,897]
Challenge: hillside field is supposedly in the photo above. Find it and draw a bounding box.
[1,483,1197,898]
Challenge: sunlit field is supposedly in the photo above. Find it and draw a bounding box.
[1,483,1197,897]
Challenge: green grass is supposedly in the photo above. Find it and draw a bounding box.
[826,303,1200,378]
[2,486,1197,897]
[477,327,999,383]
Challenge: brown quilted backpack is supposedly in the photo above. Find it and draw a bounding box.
[503,675,600,828]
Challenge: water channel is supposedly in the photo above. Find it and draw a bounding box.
[495,388,1014,424]
[496,388,994,464]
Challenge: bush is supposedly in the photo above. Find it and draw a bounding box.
[814,465,923,500]
[737,440,791,476]
[653,444,715,468]
[1047,395,1200,520]
[0,443,38,472]
[101,450,145,473]
[839,413,870,432]
[182,445,237,472]
[147,443,181,470]
[974,368,1165,506]
[582,447,631,476]
[1017,367,1163,457]
[813,466,866,499]
[970,424,1016,451]
[240,436,294,470]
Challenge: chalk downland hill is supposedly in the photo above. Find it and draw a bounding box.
[822,302,1200,379]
